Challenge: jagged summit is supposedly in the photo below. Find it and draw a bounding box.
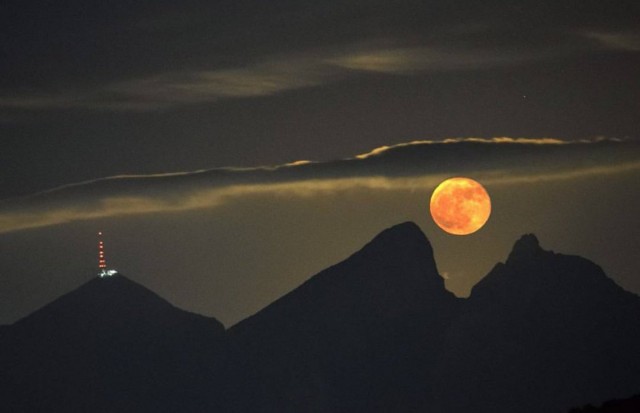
[510,233,541,255]
[234,221,447,328]
[3,222,640,413]
[506,233,545,265]
[350,221,441,284]
[367,221,430,245]
[470,232,633,306]
[228,222,459,412]
[435,233,640,413]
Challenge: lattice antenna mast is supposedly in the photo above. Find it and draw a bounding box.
[98,231,117,277]
[98,231,107,270]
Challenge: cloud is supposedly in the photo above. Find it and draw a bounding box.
[103,59,335,109]
[0,95,84,110]
[326,47,525,74]
[353,138,567,160]
[2,2,639,114]
[2,26,627,112]
[0,138,637,234]
[0,57,338,111]
[3,46,497,111]
[582,31,640,52]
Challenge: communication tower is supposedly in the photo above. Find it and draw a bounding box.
[98,231,118,278]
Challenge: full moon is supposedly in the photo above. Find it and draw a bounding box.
[430,177,491,235]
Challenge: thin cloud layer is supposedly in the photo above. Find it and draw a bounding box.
[2,0,639,114]
[2,25,637,112]
[582,30,640,52]
[0,138,637,233]
[327,47,527,74]
[0,49,503,110]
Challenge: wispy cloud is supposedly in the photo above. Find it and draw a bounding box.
[1,29,618,112]
[0,95,85,110]
[326,47,524,74]
[0,138,636,234]
[0,57,338,111]
[2,1,639,114]
[103,59,334,109]
[352,137,568,160]
[581,30,640,52]
[2,46,498,111]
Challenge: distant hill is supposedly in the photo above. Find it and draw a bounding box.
[2,222,639,412]
[0,274,228,412]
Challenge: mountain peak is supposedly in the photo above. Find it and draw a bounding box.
[506,233,543,264]
[233,221,451,333]
[353,221,446,288]
[471,231,633,308]
[13,273,224,335]
[358,221,432,255]
[362,220,429,246]
[514,233,540,249]
[2,273,228,412]
[16,273,166,321]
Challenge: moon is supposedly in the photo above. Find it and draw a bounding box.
[430,177,491,235]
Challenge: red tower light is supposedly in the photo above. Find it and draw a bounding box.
[97,232,117,277]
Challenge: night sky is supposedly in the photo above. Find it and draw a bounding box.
[1,1,639,326]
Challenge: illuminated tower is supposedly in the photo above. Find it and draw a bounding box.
[98,232,107,270]
[97,231,117,277]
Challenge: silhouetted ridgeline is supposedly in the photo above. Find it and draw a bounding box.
[0,275,228,412]
[228,222,458,412]
[1,222,639,412]
[569,394,640,412]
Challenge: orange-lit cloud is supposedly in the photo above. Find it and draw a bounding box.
[0,138,637,234]
[353,137,567,159]
[326,47,525,74]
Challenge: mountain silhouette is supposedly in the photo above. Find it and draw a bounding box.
[227,222,458,412]
[2,223,640,412]
[0,274,228,412]
[432,234,640,413]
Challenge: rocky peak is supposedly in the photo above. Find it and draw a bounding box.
[506,233,545,265]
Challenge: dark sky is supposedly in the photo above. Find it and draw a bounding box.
[2,0,639,198]
[1,1,639,326]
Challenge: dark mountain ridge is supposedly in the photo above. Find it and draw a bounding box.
[0,274,228,412]
[2,222,639,412]
[228,222,458,412]
[433,234,640,413]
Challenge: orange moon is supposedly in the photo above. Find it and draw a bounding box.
[430,177,491,235]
